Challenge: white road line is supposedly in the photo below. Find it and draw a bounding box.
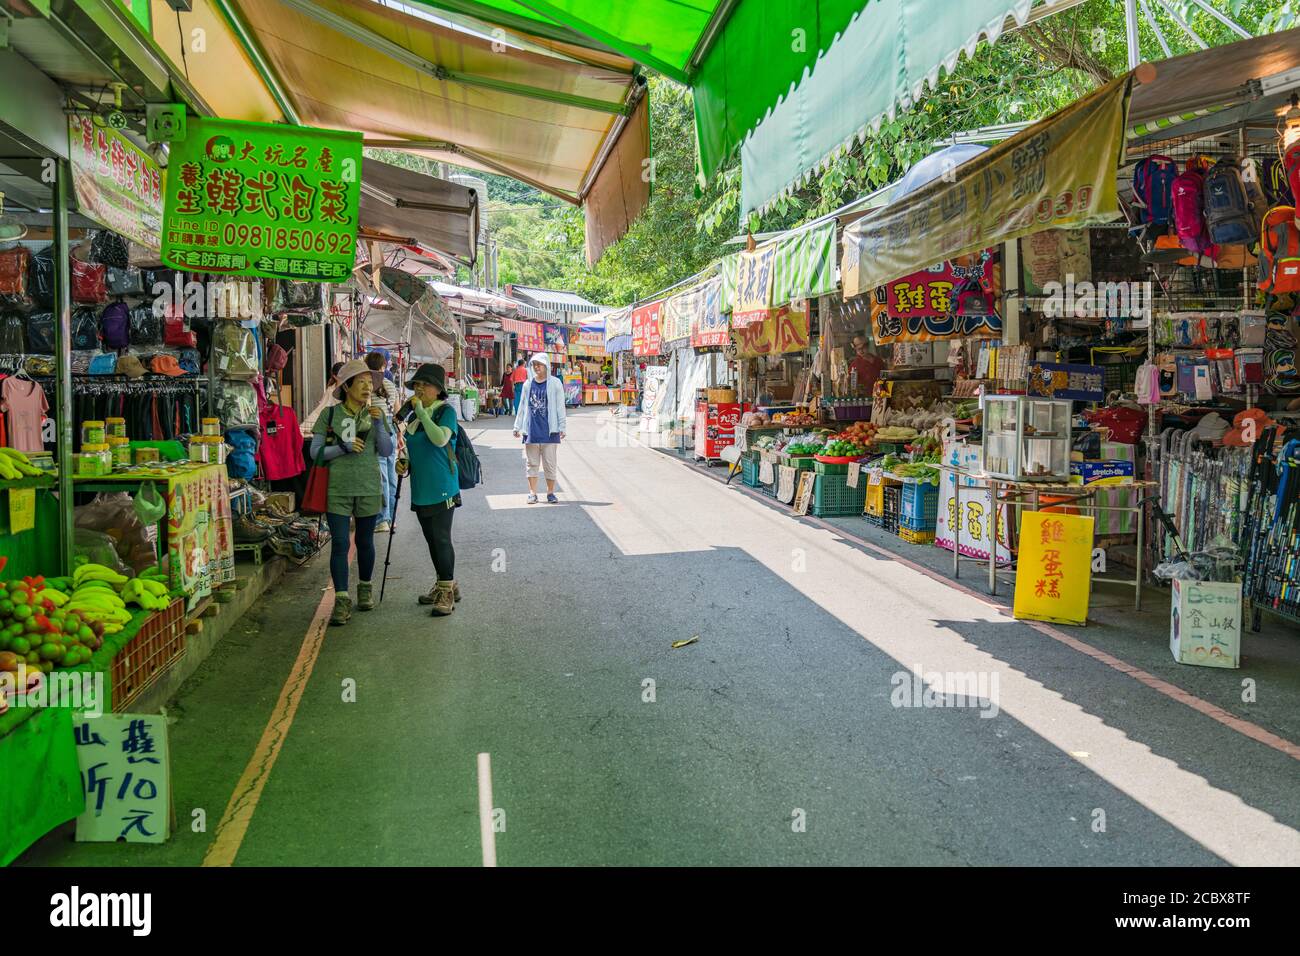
[477,752,498,868]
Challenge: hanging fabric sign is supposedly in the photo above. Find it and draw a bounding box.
[465,335,494,359]
[732,243,777,328]
[514,321,545,353]
[732,306,809,357]
[542,323,568,353]
[632,301,664,357]
[842,75,1132,297]
[603,307,633,352]
[663,276,721,347]
[691,276,729,350]
[884,251,997,318]
[162,117,363,280]
[68,117,164,252]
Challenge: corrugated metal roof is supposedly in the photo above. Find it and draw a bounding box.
[508,285,605,314]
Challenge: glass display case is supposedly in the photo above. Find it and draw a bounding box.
[981,395,1072,481]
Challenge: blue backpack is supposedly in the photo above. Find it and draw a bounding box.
[1132,155,1178,227]
[1204,158,1256,245]
[436,404,481,490]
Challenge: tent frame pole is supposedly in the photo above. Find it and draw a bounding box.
[53,159,76,575]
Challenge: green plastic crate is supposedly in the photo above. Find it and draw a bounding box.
[814,459,851,475]
[741,456,761,487]
[813,473,867,517]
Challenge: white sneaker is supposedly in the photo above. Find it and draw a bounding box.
[375,521,392,533]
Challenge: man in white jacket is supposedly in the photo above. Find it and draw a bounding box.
[513,352,567,504]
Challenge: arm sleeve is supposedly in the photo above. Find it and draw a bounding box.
[374,417,395,457]
[555,379,568,432]
[417,403,454,447]
[309,434,347,462]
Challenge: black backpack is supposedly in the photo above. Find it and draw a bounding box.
[436,404,481,490]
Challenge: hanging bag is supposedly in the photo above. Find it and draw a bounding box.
[71,307,101,350]
[1131,155,1178,227]
[301,406,336,515]
[1203,158,1256,245]
[100,301,131,350]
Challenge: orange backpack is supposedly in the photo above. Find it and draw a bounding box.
[1258,205,1300,294]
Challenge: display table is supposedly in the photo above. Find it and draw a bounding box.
[75,462,235,605]
[941,464,1157,609]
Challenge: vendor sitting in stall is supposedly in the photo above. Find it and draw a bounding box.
[849,334,884,399]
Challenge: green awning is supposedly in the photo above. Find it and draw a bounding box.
[718,220,838,313]
[410,0,872,187]
[740,0,1039,218]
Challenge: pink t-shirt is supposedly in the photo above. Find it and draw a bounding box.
[258,404,305,481]
[1,377,48,453]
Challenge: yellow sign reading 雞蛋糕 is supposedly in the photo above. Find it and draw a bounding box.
[1013,511,1094,625]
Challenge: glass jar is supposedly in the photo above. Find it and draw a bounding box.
[105,417,127,440]
[188,437,210,463]
[75,443,111,477]
[202,418,222,437]
[107,436,131,469]
[81,420,105,446]
[132,446,161,466]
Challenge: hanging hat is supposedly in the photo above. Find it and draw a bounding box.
[333,357,371,401]
[405,362,446,392]
[116,353,146,379]
[150,354,184,377]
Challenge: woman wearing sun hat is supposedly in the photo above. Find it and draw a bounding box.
[309,357,394,625]
[401,362,461,617]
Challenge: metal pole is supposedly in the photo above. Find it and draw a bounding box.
[53,159,75,574]
[1124,0,1141,70]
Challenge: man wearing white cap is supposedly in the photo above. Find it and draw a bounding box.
[512,352,567,504]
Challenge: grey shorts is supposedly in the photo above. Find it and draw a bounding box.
[327,494,384,518]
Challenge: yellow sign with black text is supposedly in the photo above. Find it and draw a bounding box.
[1013,511,1094,625]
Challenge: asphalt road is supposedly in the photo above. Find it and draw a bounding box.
[20,407,1300,866]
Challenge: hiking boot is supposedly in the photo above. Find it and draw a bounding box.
[454,582,461,603]
[356,581,375,611]
[430,581,455,617]
[375,520,392,534]
[330,594,352,626]
[418,583,438,605]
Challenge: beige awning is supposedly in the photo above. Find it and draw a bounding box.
[360,160,480,263]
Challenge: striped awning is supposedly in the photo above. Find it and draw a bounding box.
[719,221,838,314]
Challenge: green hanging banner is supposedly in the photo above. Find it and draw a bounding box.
[161,117,363,281]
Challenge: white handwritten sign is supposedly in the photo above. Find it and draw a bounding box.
[846,462,861,488]
[793,471,816,515]
[1170,579,1241,669]
[74,713,173,843]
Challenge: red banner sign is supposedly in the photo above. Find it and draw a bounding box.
[466,335,494,359]
[632,301,663,357]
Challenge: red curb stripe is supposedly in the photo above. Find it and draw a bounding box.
[685,449,1300,763]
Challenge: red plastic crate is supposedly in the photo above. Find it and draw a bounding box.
[111,598,185,712]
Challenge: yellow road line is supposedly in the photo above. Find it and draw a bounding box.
[201,582,335,867]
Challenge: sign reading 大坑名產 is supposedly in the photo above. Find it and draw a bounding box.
[161,117,363,281]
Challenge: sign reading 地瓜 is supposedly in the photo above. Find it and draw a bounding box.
[161,117,363,281]
[68,117,164,252]
[841,75,1131,297]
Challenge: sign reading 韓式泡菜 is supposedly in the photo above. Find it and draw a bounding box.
[161,117,362,281]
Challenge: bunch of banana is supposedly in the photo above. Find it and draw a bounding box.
[72,563,129,589]
[41,587,70,607]
[64,585,133,634]
[0,448,41,479]
[120,577,169,611]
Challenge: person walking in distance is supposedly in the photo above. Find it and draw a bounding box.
[509,358,528,415]
[513,353,566,504]
[498,363,515,418]
[402,363,461,616]
[310,358,394,625]
[365,350,402,533]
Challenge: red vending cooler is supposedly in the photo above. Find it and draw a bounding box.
[694,400,743,462]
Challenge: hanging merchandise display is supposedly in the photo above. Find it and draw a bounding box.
[161,117,363,281]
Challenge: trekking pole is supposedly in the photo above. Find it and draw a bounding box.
[380,470,404,603]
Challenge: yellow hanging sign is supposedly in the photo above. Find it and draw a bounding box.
[8,488,35,534]
[1013,511,1094,625]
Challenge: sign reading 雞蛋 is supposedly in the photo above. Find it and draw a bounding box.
[161,117,362,281]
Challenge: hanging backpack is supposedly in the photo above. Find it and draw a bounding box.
[1258,155,1291,207]
[100,301,131,350]
[1284,141,1300,207]
[71,307,100,350]
[1132,155,1178,226]
[1258,205,1300,295]
[0,311,25,353]
[128,304,162,346]
[1171,168,1216,257]
[1203,158,1255,245]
